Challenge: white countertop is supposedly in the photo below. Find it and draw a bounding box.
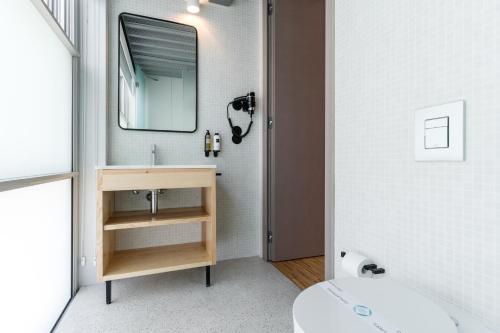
[95,165,217,170]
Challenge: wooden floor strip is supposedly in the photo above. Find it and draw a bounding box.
[272,256,324,290]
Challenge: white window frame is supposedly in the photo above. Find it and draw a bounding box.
[31,0,79,56]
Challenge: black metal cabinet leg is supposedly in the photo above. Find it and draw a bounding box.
[106,281,112,304]
[206,266,211,287]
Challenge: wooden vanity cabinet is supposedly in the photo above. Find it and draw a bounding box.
[96,167,216,303]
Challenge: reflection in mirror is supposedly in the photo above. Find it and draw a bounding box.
[118,13,197,132]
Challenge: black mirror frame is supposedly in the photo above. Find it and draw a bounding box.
[117,12,198,133]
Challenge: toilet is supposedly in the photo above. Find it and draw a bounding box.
[293,277,459,333]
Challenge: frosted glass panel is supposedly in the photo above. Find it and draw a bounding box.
[0,180,72,332]
[0,0,72,180]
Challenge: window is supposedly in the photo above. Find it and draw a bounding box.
[0,180,72,332]
[0,0,78,332]
[42,0,76,44]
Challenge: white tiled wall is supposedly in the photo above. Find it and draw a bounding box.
[108,0,263,260]
[335,0,500,330]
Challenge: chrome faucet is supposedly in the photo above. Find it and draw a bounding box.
[151,144,157,166]
[150,144,159,214]
[132,144,161,214]
[150,190,158,214]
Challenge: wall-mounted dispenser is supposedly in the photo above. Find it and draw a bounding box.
[213,133,221,157]
[204,130,212,157]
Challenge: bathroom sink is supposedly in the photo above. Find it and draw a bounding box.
[96,165,217,170]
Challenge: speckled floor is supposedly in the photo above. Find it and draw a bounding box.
[56,257,300,333]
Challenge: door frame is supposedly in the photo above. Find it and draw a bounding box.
[260,0,270,261]
[324,0,334,280]
[261,0,334,278]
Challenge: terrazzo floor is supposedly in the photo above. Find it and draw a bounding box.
[56,257,300,333]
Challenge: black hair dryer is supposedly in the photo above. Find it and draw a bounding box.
[227,92,256,144]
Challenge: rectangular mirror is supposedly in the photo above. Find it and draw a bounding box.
[118,13,197,133]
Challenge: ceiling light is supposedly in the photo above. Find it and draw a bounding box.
[186,0,200,14]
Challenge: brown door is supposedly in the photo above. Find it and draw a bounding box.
[268,0,325,261]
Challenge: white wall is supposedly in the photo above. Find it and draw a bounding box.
[107,0,263,264]
[335,0,500,330]
[78,0,107,286]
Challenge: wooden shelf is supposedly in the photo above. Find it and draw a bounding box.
[104,206,209,231]
[96,167,216,290]
[103,242,211,281]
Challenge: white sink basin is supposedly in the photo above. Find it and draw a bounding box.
[95,165,216,170]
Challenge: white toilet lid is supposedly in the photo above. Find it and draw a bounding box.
[293,277,458,333]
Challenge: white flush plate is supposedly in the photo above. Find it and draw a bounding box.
[415,101,464,161]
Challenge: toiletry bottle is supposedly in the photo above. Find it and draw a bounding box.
[204,130,212,157]
[213,133,221,157]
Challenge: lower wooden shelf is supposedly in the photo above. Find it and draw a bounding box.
[103,242,211,281]
[104,206,209,231]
